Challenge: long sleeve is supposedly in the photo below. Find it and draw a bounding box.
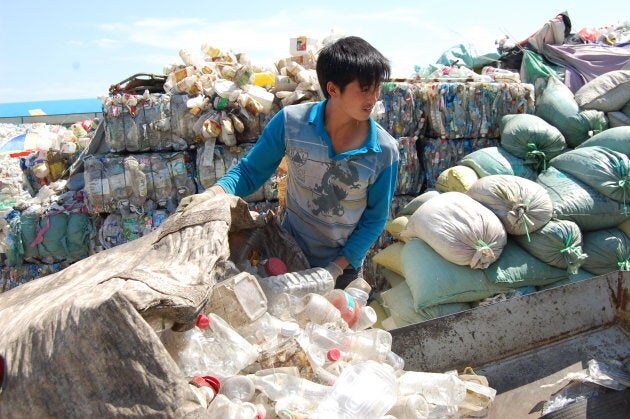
[215,110,286,197]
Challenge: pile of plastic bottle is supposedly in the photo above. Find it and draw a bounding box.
[151,263,496,418]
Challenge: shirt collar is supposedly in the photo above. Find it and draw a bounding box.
[308,99,381,157]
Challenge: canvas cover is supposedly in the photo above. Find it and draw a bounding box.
[0,194,309,418]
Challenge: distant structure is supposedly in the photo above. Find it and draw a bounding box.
[0,99,102,126]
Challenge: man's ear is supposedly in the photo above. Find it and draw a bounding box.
[326,81,339,97]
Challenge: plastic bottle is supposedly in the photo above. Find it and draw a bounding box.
[249,371,330,402]
[270,292,342,326]
[123,156,147,213]
[257,267,335,304]
[189,375,220,408]
[83,157,111,212]
[386,394,430,419]
[162,313,259,380]
[304,323,393,364]
[311,360,397,418]
[207,394,260,419]
[351,305,378,331]
[324,289,360,327]
[397,371,467,406]
[219,375,255,402]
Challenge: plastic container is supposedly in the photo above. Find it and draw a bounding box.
[207,394,260,419]
[162,313,259,380]
[397,371,467,406]
[312,360,397,418]
[304,323,393,364]
[189,375,220,408]
[209,272,268,328]
[250,371,330,402]
[252,71,276,89]
[219,375,255,402]
[289,36,317,56]
[351,305,378,331]
[257,267,335,303]
[270,292,341,325]
[243,85,274,114]
[324,289,360,327]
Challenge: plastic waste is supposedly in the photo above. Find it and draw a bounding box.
[257,267,335,304]
[397,370,468,406]
[161,313,259,380]
[311,360,398,418]
[219,375,255,402]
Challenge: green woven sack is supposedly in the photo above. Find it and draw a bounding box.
[484,239,573,287]
[500,113,566,172]
[458,146,538,181]
[576,127,630,155]
[401,238,510,310]
[38,213,69,259]
[581,228,630,275]
[537,167,630,231]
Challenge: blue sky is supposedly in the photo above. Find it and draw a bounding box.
[0,0,627,103]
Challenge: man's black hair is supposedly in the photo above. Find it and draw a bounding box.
[316,36,391,99]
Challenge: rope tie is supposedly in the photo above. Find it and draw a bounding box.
[474,239,497,250]
[526,143,547,171]
[618,259,630,271]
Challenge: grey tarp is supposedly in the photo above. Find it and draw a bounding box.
[541,44,630,93]
[0,194,309,418]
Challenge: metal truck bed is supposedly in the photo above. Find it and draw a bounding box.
[390,271,630,417]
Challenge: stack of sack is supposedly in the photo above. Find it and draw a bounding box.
[370,67,630,327]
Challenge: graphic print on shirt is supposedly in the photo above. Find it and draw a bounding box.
[289,147,308,179]
[311,161,360,217]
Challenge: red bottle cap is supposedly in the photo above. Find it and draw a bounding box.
[327,348,341,362]
[196,314,210,329]
[265,257,288,276]
[202,375,221,393]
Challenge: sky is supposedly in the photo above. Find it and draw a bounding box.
[0,0,627,104]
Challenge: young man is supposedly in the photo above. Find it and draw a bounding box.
[179,36,399,289]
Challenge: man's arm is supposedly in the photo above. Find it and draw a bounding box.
[215,110,286,197]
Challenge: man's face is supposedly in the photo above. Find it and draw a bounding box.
[329,80,381,121]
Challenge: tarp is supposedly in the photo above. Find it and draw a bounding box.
[541,44,630,92]
[0,133,38,157]
[0,194,309,417]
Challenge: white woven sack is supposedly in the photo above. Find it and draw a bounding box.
[466,174,553,236]
[400,191,507,269]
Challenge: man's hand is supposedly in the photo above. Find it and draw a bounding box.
[176,189,217,213]
[325,261,344,280]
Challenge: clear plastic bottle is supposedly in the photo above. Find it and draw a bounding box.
[304,323,393,364]
[311,360,398,419]
[249,371,330,402]
[161,313,259,380]
[219,375,255,402]
[206,394,260,419]
[257,267,335,304]
[188,375,220,408]
[397,371,467,407]
[270,292,342,326]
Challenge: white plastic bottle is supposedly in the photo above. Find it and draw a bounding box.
[257,267,335,303]
[387,394,430,419]
[312,360,398,418]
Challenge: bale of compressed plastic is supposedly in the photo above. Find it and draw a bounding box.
[484,239,577,287]
[512,219,587,274]
[458,146,538,181]
[535,76,608,147]
[466,174,553,236]
[576,126,630,155]
[400,191,507,269]
[499,113,566,172]
[581,228,630,275]
[400,238,511,310]
[537,166,630,231]
[549,146,630,203]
